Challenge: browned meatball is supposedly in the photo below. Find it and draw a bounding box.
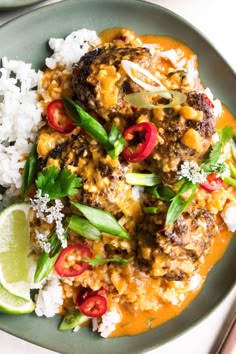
[72,44,151,120]
[136,207,218,280]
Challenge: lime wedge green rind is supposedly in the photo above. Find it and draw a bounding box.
[0,203,33,301]
[0,283,35,314]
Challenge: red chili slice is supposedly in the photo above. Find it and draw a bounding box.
[121,122,157,162]
[55,244,92,277]
[78,294,107,318]
[46,99,76,133]
[200,173,223,192]
[76,287,95,307]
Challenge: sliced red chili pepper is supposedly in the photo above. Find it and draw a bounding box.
[121,122,157,162]
[78,294,107,318]
[76,287,95,307]
[55,243,92,277]
[46,99,76,133]
[200,173,223,192]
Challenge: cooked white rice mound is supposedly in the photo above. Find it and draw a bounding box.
[45,28,101,70]
[92,308,121,338]
[35,274,63,317]
[221,202,236,232]
[0,58,43,205]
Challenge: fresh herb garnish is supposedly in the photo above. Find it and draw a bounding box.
[165,127,233,226]
[34,229,68,283]
[68,215,101,241]
[34,249,60,284]
[62,96,124,160]
[107,124,126,160]
[202,126,233,172]
[59,310,89,331]
[125,173,160,186]
[81,254,133,266]
[70,201,130,240]
[146,184,175,201]
[143,206,158,214]
[21,138,38,199]
[165,180,198,226]
[36,166,82,199]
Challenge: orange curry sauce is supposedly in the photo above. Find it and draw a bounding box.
[99,28,236,337]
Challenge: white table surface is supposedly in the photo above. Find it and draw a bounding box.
[0,0,235,353]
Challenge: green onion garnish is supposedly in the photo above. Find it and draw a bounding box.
[70,201,130,240]
[165,180,198,226]
[62,97,124,160]
[143,206,158,214]
[146,185,175,201]
[125,173,160,186]
[21,138,38,200]
[34,249,60,284]
[68,215,101,241]
[224,176,236,187]
[59,310,89,331]
[124,90,186,109]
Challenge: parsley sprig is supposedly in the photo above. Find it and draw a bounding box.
[36,166,82,199]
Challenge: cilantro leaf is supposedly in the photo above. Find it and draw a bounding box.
[202,126,233,171]
[36,166,82,199]
[81,254,133,266]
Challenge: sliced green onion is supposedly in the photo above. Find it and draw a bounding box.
[70,201,130,240]
[68,215,101,240]
[34,250,60,284]
[165,180,198,226]
[230,138,236,160]
[62,96,109,146]
[125,173,160,186]
[143,206,158,214]
[21,138,38,199]
[59,310,89,331]
[124,90,186,109]
[224,176,236,187]
[107,124,126,160]
[146,185,175,201]
[62,97,124,160]
[229,162,236,178]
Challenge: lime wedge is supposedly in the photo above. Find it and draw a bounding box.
[0,283,34,314]
[0,202,35,313]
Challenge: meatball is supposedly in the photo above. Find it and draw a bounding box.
[147,91,216,183]
[72,44,151,119]
[136,208,218,280]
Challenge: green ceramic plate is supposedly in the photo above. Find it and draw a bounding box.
[0,0,235,353]
[0,0,46,9]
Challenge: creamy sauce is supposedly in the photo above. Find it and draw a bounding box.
[100,28,236,337]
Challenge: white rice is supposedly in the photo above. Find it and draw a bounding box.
[45,28,101,70]
[0,29,100,207]
[0,58,43,206]
[34,274,63,317]
[92,308,121,338]
[221,202,236,232]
